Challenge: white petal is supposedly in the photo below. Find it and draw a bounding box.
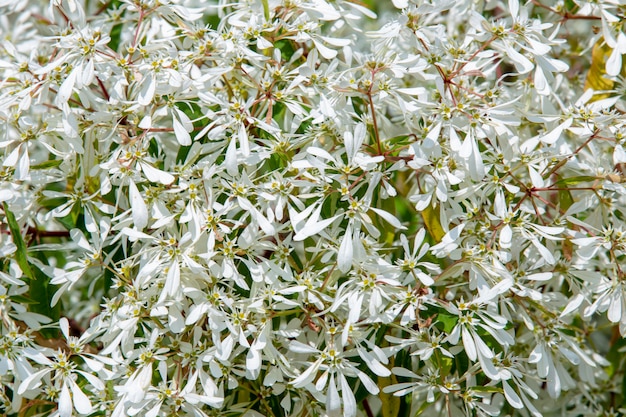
[531,238,555,265]
[60,317,70,340]
[18,368,49,394]
[293,207,339,241]
[311,38,337,59]
[76,370,105,391]
[225,137,238,176]
[608,292,622,323]
[140,161,175,185]
[318,36,351,47]
[505,44,534,74]
[547,362,560,398]
[70,379,93,414]
[57,65,78,105]
[289,341,319,354]
[503,380,523,409]
[473,331,494,359]
[508,0,519,20]
[391,367,420,379]
[392,0,408,8]
[138,74,156,106]
[357,370,380,394]
[165,261,180,297]
[81,58,95,87]
[614,145,626,165]
[307,146,337,164]
[239,123,250,157]
[246,348,261,378]
[460,134,473,158]
[469,138,485,180]
[70,229,93,251]
[337,227,353,273]
[292,359,321,388]
[370,207,406,230]
[173,113,192,146]
[327,374,341,415]
[534,65,549,95]
[462,327,477,361]
[527,272,552,281]
[560,294,584,318]
[59,383,72,417]
[238,197,275,235]
[606,45,623,77]
[340,373,356,417]
[121,227,155,241]
[129,180,148,230]
[499,224,512,249]
[168,304,185,333]
[359,348,390,377]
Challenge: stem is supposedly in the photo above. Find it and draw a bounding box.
[450,36,497,78]
[366,88,382,155]
[530,0,601,21]
[319,263,337,291]
[96,76,110,101]
[94,0,113,15]
[542,129,599,179]
[363,398,375,417]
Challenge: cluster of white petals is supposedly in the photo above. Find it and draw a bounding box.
[1,0,626,416]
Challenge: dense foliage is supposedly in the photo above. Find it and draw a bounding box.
[1,0,626,416]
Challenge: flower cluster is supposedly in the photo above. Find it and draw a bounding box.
[1,0,626,416]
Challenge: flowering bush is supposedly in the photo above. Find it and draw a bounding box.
[1,0,626,416]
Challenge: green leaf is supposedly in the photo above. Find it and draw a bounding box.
[29,264,61,337]
[56,201,82,231]
[622,371,626,408]
[436,312,458,333]
[564,0,579,13]
[555,175,575,211]
[421,203,446,242]
[3,203,60,337]
[559,188,574,211]
[10,294,38,305]
[584,38,626,102]
[106,1,125,52]
[386,134,412,150]
[3,202,33,279]
[262,0,270,21]
[30,159,63,170]
[471,385,502,393]
[551,176,598,186]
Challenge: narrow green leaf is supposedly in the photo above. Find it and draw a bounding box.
[10,294,38,305]
[262,0,270,21]
[29,264,61,336]
[56,201,81,231]
[622,372,626,407]
[559,189,574,209]
[470,385,501,393]
[3,202,33,279]
[556,174,576,213]
[30,159,63,170]
[552,176,598,186]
